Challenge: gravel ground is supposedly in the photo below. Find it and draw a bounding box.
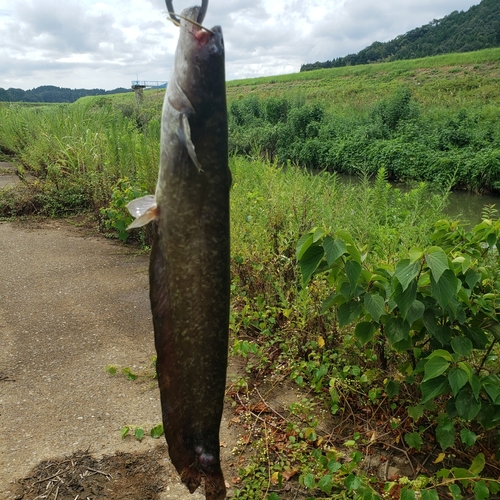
[0,218,239,500]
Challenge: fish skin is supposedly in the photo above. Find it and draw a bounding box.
[150,6,230,500]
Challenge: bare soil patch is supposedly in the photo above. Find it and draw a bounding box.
[13,446,167,500]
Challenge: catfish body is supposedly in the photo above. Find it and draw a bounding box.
[128,6,230,499]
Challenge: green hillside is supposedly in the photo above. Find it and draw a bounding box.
[227,48,500,108]
[301,0,500,71]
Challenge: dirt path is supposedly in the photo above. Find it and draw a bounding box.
[0,217,240,499]
[0,162,21,189]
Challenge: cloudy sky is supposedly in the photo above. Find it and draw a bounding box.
[0,0,480,91]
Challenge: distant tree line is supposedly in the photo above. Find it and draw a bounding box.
[0,85,132,103]
[301,0,500,72]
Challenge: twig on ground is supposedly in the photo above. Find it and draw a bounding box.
[86,467,112,479]
[33,469,69,485]
[383,442,416,478]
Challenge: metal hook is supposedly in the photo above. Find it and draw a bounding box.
[165,0,208,25]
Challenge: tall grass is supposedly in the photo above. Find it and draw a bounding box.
[0,99,159,214]
[230,157,447,265]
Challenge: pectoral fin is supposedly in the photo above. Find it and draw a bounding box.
[180,113,203,172]
[126,195,158,229]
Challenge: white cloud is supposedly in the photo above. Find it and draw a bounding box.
[0,0,482,90]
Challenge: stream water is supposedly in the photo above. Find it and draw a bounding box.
[443,189,500,224]
[333,172,500,225]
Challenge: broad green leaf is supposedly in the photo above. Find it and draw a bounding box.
[485,320,500,341]
[328,460,342,473]
[420,376,449,404]
[339,280,352,298]
[150,423,164,439]
[134,427,145,441]
[457,286,471,304]
[401,488,416,500]
[345,260,362,291]
[296,232,314,260]
[422,308,439,337]
[431,269,460,309]
[435,325,453,347]
[406,300,425,326]
[470,374,482,401]
[418,271,431,287]
[460,429,477,449]
[313,227,326,242]
[394,280,417,319]
[446,397,458,418]
[490,480,500,495]
[335,229,355,246]
[451,336,473,357]
[451,467,474,488]
[408,404,424,420]
[395,259,420,291]
[473,479,489,500]
[357,488,380,500]
[354,322,377,344]
[385,379,400,398]
[462,326,488,349]
[423,357,450,382]
[409,247,424,263]
[476,404,500,430]
[404,432,423,451]
[346,243,362,265]
[364,293,385,322]
[448,367,468,397]
[437,469,451,479]
[299,244,324,284]
[121,426,130,439]
[452,254,471,274]
[482,377,500,403]
[105,365,117,375]
[386,317,410,347]
[487,231,497,248]
[303,473,315,489]
[425,247,449,282]
[421,490,439,500]
[457,361,473,381]
[338,300,362,327]
[469,453,486,475]
[324,236,347,265]
[465,270,481,290]
[393,336,412,352]
[448,483,463,500]
[456,389,481,420]
[122,367,138,380]
[317,474,333,495]
[436,417,455,451]
[427,349,454,362]
[344,474,362,490]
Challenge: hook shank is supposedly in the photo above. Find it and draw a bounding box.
[165,0,208,24]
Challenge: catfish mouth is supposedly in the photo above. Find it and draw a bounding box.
[192,25,213,46]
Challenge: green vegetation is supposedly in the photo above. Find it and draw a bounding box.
[0,95,161,218]
[301,0,500,71]
[1,47,500,499]
[227,50,500,192]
